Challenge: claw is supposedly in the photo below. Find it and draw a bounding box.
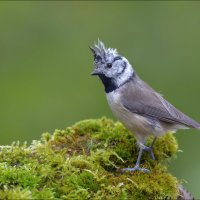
[121,166,150,173]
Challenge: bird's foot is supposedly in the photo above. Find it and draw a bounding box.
[120,165,150,173]
[143,146,155,160]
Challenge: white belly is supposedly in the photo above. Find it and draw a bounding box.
[106,90,167,143]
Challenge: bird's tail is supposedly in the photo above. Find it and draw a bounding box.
[192,123,200,130]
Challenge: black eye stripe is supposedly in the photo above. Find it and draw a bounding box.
[113,56,122,62]
[106,56,122,69]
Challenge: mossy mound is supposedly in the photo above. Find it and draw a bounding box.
[0,117,180,199]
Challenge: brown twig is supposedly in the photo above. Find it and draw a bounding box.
[177,184,194,200]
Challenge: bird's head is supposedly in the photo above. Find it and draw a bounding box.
[90,40,134,92]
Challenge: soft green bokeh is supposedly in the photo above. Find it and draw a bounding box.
[0,1,200,198]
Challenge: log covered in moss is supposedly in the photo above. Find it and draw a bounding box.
[0,117,192,199]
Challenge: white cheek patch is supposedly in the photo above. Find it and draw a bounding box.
[118,64,126,74]
[114,62,134,86]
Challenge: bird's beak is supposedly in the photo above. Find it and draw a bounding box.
[91,68,102,76]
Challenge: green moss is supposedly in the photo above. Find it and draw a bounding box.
[0,117,180,199]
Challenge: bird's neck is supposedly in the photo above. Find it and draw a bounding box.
[99,72,135,93]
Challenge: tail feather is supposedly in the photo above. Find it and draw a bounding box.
[190,121,200,130]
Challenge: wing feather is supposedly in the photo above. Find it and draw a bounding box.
[121,77,200,129]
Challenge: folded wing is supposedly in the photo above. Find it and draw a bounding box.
[121,78,200,129]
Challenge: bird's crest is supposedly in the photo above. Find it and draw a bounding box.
[90,40,118,61]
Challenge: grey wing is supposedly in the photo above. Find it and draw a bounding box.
[121,78,200,129]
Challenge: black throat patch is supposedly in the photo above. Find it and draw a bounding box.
[98,74,117,93]
[98,73,134,93]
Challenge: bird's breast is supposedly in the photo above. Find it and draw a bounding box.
[106,90,123,115]
[106,90,133,129]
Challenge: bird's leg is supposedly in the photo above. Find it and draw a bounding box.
[121,147,150,173]
[142,136,157,160]
[120,137,157,173]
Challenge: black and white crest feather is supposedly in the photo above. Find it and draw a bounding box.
[90,40,118,61]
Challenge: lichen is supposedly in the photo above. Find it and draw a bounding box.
[0,117,180,199]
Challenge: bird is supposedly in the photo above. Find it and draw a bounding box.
[90,40,200,173]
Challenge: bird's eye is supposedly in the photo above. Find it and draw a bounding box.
[107,63,112,68]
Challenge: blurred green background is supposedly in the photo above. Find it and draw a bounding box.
[0,1,200,198]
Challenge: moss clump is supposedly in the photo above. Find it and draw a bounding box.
[0,117,180,199]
